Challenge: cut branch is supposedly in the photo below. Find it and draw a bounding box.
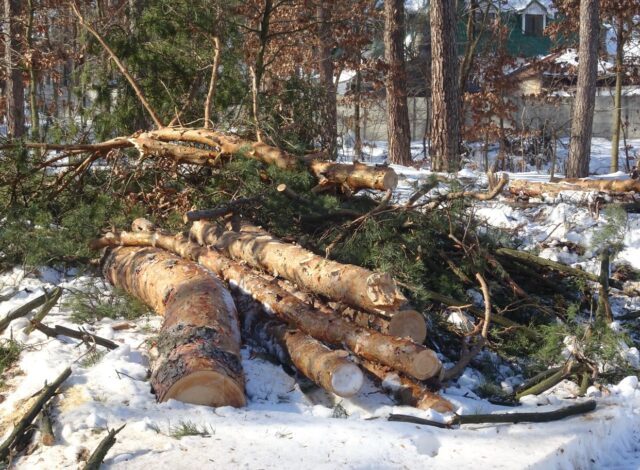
[82,424,126,470]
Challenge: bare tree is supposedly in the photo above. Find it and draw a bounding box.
[429,0,460,172]
[566,0,599,178]
[317,1,338,159]
[3,0,26,138]
[384,0,411,165]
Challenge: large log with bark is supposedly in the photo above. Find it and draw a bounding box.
[102,246,245,407]
[92,231,442,380]
[190,221,408,317]
[509,178,640,198]
[308,161,398,194]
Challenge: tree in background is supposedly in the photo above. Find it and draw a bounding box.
[429,0,460,172]
[566,0,599,178]
[383,0,411,165]
[3,0,25,138]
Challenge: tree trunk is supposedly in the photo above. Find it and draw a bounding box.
[236,293,363,397]
[92,231,442,380]
[190,220,408,316]
[317,1,338,159]
[3,0,26,138]
[429,0,460,172]
[354,66,363,161]
[566,0,599,178]
[101,246,246,407]
[26,0,39,141]
[509,178,640,197]
[384,0,412,165]
[610,13,624,173]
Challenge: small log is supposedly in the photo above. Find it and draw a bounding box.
[190,220,408,316]
[92,231,442,381]
[32,322,119,350]
[102,246,245,407]
[24,287,63,336]
[82,424,126,470]
[596,249,613,322]
[0,290,51,334]
[129,136,222,166]
[308,160,398,194]
[360,360,454,412]
[242,303,363,397]
[0,367,71,462]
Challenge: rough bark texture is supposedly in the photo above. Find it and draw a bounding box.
[238,296,363,397]
[429,0,460,172]
[384,0,412,165]
[308,161,399,194]
[360,360,454,413]
[102,246,245,407]
[509,178,640,197]
[190,221,408,316]
[566,0,599,178]
[92,231,442,380]
[610,14,624,173]
[317,1,338,159]
[3,0,26,138]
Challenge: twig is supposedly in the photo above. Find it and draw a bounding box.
[0,367,71,462]
[24,287,63,336]
[82,424,126,470]
[32,322,119,350]
[0,290,51,334]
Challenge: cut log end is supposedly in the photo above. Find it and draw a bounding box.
[382,170,399,190]
[366,273,407,311]
[330,362,364,398]
[411,350,442,380]
[387,310,427,344]
[164,370,246,408]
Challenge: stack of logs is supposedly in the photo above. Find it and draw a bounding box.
[91,218,454,413]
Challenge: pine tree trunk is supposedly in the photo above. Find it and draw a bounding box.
[190,221,408,316]
[102,246,246,407]
[429,0,460,172]
[567,0,599,178]
[26,0,39,141]
[354,66,363,161]
[92,231,442,381]
[610,14,624,173]
[317,1,338,160]
[384,0,412,165]
[3,0,26,138]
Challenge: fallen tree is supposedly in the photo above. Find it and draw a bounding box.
[102,246,246,407]
[509,178,640,198]
[91,230,443,381]
[190,220,409,316]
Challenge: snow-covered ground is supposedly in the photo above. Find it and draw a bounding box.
[2,137,640,469]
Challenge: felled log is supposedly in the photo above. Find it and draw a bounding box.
[190,221,408,316]
[308,161,398,194]
[92,231,442,380]
[273,279,427,344]
[0,367,71,462]
[509,178,640,198]
[101,246,245,407]
[359,360,454,413]
[238,295,363,397]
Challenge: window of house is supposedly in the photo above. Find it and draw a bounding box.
[524,14,545,36]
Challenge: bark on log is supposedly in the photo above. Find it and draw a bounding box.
[509,179,640,198]
[274,279,427,344]
[101,246,245,407]
[239,298,363,397]
[360,360,454,412]
[190,221,408,316]
[308,161,398,194]
[129,136,222,166]
[92,232,442,380]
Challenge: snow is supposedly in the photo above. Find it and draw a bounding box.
[2,137,640,469]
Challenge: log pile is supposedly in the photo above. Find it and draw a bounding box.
[91,218,452,412]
